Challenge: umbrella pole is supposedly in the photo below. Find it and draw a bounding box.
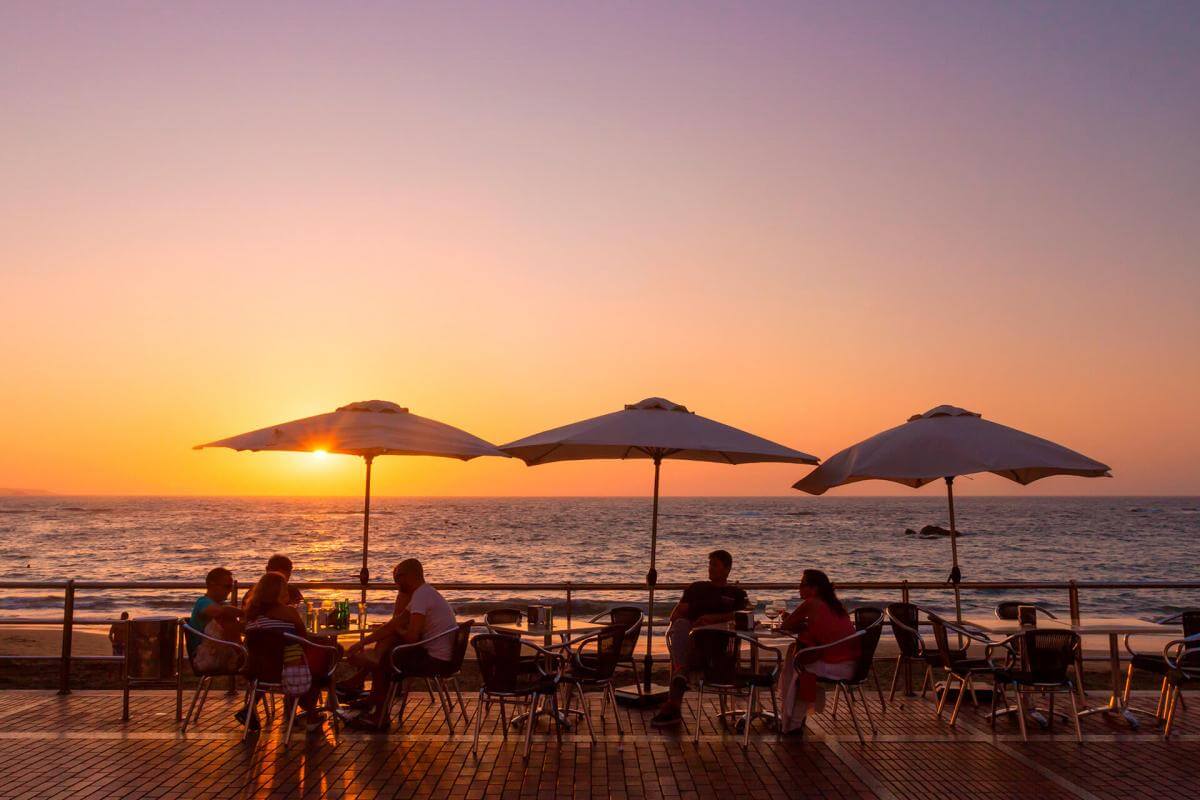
[644,456,662,695]
[945,476,962,621]
[361,456,374,612]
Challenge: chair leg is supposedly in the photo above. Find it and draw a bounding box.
[472,690,486,755]
[949,676,969,727]
[576,684,596,743]
[1122,663,1135,705]
[831,683,841,719]
[1154,677,1169,721]
[1015,689,1029,742]
[693,684,704,745]
[873,668,886,712]
[742,686,756,750]
[436,681,453,734]
[920,666,933,699]
[549,692,563,745]
[990,680,999,729]
[181,676,206,733]
[523,692,538,760]
[241,682,258,741]
[935,674,953,718]
[968,676,979,707]
[1048,693,1055,730]
[888,656,903,701]
[282,695,299,745]
[630,658,642,695]
[1068,686,1083,743]
[843,683,865,745]
[859,685,876,735]
[607,683,624,736]
[768,685,782,741]
[195,679,213,729]
[1163,686,1181,739]
[498,698,508,739]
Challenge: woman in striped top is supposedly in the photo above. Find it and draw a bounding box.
[245,572,324,732]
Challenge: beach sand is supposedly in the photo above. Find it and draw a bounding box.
[0,625,115,658]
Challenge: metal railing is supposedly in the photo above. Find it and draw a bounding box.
[2,578,1198,695]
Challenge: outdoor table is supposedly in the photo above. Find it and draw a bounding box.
[962,614,1182,728]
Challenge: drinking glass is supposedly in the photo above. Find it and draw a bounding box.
[764,606,780,631]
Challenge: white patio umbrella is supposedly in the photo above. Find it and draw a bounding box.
[501,397,819,699]
[793,405,1111,617]
[195,400,508,588]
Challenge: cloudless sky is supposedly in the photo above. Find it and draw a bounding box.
[2,2,1197,497]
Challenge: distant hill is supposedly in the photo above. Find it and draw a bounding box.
[0,488,54,496]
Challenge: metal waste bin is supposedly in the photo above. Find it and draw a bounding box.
[126,617,178,680]
[121,616,183,722]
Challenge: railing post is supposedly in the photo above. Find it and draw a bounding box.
[227,579,240,693]
[901,580,912,696]
[566,584,573,628]
[1068,580,1081,625]
[58,580,75,695]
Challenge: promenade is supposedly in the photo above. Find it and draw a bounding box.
[0,687,1193,799]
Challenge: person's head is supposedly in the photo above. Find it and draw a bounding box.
[393,558,425,593]
[205,567,234,602]
[247,572,289,619]
[707,550,733,583]
[799,569,847,617]
[265,554,293,580]
[119,611,130,620]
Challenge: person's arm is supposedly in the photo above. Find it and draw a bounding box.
[669,601,690,623]
[780,599,813,633]
[400,613,426,644]
[693,610,737,626]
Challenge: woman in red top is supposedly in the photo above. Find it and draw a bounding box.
[777,569,859,734]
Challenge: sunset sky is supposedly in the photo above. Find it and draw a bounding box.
[2,2,1197,497]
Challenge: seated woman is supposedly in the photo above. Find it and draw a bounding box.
[777,569,859,735]
[244,572,327,734]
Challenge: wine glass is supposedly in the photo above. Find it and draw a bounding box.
[764,605,781,631]
[772,603,789,631]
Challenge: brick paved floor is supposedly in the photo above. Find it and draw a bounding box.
[0,686,1192,799]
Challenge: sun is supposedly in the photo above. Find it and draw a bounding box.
[312,449,328,459]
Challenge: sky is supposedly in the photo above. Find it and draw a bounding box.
[1,2,1197,497]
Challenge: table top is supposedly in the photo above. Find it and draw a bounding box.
[488,621,605,639]
[961,615,1180,637]
[694,622,798,641]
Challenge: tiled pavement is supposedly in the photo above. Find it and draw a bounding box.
[0,686,1193,799]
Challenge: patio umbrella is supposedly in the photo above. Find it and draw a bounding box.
[195,400,507,587]
[501,397,819,698]
[792,405,1110,618]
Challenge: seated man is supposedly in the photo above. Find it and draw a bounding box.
[241,554,303,609]
[651,549,748,726]
[338,563,413,699]
[344,558,457,730]
[186,567,242,658]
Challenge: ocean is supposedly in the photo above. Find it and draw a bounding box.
[0,496,1196,623]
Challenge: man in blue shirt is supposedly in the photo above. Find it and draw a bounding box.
[187,567,241,656]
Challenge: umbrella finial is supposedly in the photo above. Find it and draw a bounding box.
[625,397,690,413]
[908,405,981,422]
[337,400,410,414]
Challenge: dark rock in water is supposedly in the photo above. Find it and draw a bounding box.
[904,528,917,536]
[919,525,961,537]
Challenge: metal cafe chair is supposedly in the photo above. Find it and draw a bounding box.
[179,622,247,733]
[687,628,783,749]
[802,612,886,744]
[552,624,627,742]
[588,606,644,694]
[846,606,888,712]
[1123,610,1200,722]
[484,608,525,634]
[1161,632,1200,739]
[240,628,341,745]
[994,601,1059,621]
[470,633,566,760]
[886,603,962,701]
[927,614,1009,727]
[992,629,1084,742]
[121,617,185,723]
[384,621,475,732]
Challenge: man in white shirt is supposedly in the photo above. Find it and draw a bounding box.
[344,558,457,730]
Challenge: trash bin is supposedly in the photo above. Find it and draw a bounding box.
[126,616,178,680]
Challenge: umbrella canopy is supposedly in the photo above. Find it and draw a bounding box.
[793,405,1111,493]
[196,400,505,460]
[196,400,507,585]
[502,397,818,698]
[793,404,1110,618]
[502,397,817,466]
